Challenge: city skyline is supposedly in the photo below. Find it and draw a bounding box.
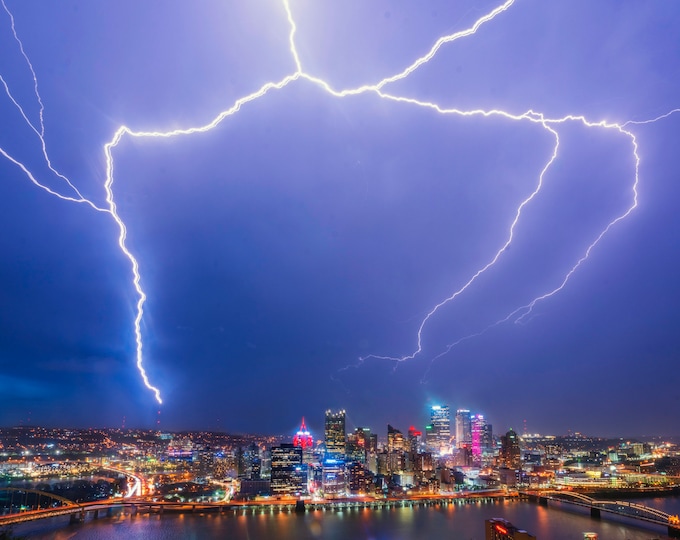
[2,401,674,443]
[1,0,679,436]
[1,418,678,538]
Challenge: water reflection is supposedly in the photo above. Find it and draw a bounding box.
[16,496,680,540]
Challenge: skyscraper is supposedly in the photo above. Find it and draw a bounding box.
[482,422,493,453]
[430,405,450,454]
[355,427,376,452]
[237,443,261,480]
[470,414,493,464]
[455,409,472,449]
[322,458,347,497]
[387,424,405,453]
[471,414,485,461]
[407,425,422,455]
[270,443,306,495]
[293,417,313,449]
[324,409,346,458]
[293,417,314,464]
[500,428,521,469]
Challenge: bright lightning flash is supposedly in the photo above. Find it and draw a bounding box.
[1,0,677,403]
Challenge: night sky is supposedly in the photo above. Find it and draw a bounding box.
[1,0,679,438]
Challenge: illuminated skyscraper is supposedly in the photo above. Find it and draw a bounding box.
[293,417,313,449]
[385,425,405,473]
[407,425,422,455]
[406,425,422,473]
[347,461,370,494]
[456,409,472,449]
[425,424,435,449]
[471,414,485,461]
[500,429,521,469]
[293,417,314,464]
[347,427,375,463]
[387,424,405,453]
[356,427,376,452]
[482,422,493,453]
[322,458,347,497]
[430,405,450,454]
[270,444,306,496]
[324,409,346,458]
[237,443,261,480]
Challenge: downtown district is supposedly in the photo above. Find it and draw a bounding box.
[1,404,679,504]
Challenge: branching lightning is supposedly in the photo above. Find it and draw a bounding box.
[0,0,104,211]
[1,0,678,403]
[417,117,644,377]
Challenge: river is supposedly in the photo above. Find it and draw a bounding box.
[12,496,680,539]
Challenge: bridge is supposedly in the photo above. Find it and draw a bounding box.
[0,471,139,528]
[0,487,87,526]
[0,490,510,527]
[522,490,680,538]
[0,494,237,527]
[0,488,247,527]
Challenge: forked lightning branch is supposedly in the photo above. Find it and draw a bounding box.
[0,0,677,404]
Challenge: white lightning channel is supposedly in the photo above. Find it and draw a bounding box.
[624,109,680,127]
[1,0,676,402]
[513,119,640,322]
[0,0,102,210]
[358,107,561,364]
[98,0,521,403]
[420,119,643,371]
[1,0,44,135]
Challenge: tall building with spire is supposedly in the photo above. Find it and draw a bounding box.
[293,417,314,463]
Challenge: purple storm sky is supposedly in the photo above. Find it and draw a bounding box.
[0,0,679,438]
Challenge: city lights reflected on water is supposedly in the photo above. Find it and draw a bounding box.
[17,497,680,540]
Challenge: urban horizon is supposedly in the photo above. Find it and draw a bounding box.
[1,0,679,460]
[3,405,679,442]
[3,406,679,501]
[2,404,679,539]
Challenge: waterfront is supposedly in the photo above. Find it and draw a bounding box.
[12,496,680,540]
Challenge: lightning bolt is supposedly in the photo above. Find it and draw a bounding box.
[1,0,677,403]
[0,0,104,211]
[0,0,160,402]
[425,113,671,375]
[362,115,643,367]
